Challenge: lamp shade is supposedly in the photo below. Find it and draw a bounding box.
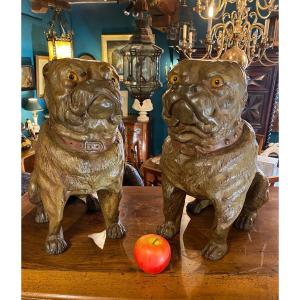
[47,38,73,61]
[23,98,43,112]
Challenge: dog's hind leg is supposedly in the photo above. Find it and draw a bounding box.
[97,189,125,239]
[28,173,48,224]
[157,175,186,239]
[235,170,269,231]
[186,198,212,215]
[40,187,68,255]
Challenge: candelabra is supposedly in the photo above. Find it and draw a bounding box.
[191,0,278,67]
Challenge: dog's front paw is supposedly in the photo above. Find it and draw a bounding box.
[107,222,126,239]
[157,221,179,240]
[35,210,48,224]
[45,235,68,255]
[202,240,228,261]
[235,210,257,231]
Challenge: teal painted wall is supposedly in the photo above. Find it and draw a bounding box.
[21,0,51,125]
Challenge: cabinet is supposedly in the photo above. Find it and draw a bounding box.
[243,58,278,148]
[123,116,151,169]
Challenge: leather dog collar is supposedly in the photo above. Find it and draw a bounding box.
[53,131,119,154]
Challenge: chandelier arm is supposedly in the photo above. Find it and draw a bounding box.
[222,12,231,23]
[214,1,228,20]
[262,51,279,64]
[256,0,275,19]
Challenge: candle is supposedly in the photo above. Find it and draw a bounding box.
[264,19,270,37]
[189,31,193,47]
[207,5,214,32]
[183,24,187,41]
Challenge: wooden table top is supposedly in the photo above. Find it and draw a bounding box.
[22,187,278,300]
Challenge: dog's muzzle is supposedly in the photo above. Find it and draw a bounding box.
[69,80,121,121]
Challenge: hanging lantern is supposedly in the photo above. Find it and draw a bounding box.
[121,0,163,122]
[45,8,73,61]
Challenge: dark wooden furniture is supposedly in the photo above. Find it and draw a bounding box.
[141,156,162,186]
[242,56,278,148]
[22,186,278,299]
[123,116,151,169]
[183,49,278,149]
[21,141,36,173]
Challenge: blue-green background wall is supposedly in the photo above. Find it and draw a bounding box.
[21,0,49,125]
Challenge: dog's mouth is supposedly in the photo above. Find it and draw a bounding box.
[65,84,122,127]
[164,97,221,141]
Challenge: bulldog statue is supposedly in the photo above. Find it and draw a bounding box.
[157,59,269,260]
[29,58,126,255]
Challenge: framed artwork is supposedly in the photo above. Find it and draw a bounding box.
[79,53,96,60]
[120,90,128,117]
[21,65,35,90]
[35,55,49,98]
[101,34,132,80]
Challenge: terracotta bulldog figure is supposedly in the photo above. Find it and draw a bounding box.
[29,58,126,255]
[157,59,269,260]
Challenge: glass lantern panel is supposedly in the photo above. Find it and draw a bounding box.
[142,56,154,82]
[131,56,137,82]
[123,55,130,80]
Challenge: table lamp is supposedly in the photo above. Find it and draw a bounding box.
[23,98,43,135]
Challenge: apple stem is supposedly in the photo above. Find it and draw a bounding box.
[152,238,159,245]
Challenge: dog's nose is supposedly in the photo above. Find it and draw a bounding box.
[88,95,114,119]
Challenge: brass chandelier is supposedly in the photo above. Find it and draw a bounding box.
[179,0,278,68]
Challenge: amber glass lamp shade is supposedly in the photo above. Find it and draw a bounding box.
[47,38,73,61]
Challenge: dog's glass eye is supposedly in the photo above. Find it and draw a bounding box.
[211,76,224,88]
[68,71,78,81]
[169,74,179,84]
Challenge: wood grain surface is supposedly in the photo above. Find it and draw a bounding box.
[22,187,278,299]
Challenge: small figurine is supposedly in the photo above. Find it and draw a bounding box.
[25,118,35,139]
[21,122,31,151]
[157,59,269,260]
[29,59,126,255]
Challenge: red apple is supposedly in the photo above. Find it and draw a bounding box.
[134,234,171,274]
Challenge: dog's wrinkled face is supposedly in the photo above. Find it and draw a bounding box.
[163,60,247,143]
[43,58,122,135]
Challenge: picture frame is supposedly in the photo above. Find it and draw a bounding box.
[120,90,128,117]
[35,55,49,98]
[21,65,35,90]
[101,34,132,80]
